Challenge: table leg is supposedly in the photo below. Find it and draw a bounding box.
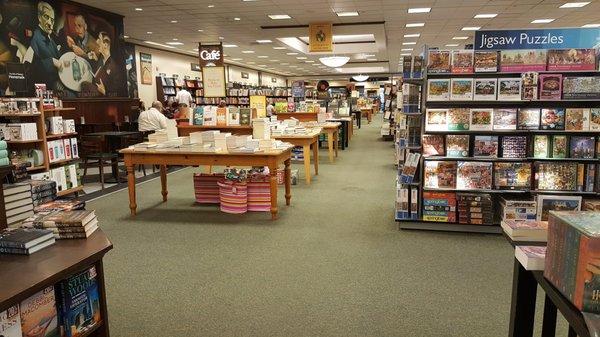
[508,258,537,337]
[269,166,278,219]
[303,144,311,184]
[126,163,137,215]
[284,158,291,206]
[160,165,168,202]
[327,130,334,163]
[349,120,354,139]
[334,130,339,157]
[541,294,557,337]
[313,141,319,175]
[205,165,212,173]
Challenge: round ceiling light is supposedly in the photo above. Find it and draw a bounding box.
[352,74,369,82]
[319,56,350,68]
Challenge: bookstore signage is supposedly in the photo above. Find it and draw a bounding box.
[199,43,224,67]
[475,28,600,50]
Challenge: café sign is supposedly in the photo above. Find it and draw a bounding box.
[198,43,224,67]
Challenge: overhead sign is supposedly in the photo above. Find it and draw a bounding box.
[309,22,333,52]
[475,28,600,50]
[198,43,224,67]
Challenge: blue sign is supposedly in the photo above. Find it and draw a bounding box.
[292,80,305,98]
[475,28,600,50]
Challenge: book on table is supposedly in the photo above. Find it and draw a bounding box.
[515,245,546,271]
[501,219,548,242]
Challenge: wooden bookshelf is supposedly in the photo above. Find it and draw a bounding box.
[46,132,78,140]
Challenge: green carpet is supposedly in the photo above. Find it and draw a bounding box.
[91,118,529,336]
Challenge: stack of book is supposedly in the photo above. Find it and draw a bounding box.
[501,219,548,242]
[30,210,99,239]
[515,246,546,271]
[422,192,456,222]
[28,179,57,206]
[499,197,537,221]
[3,183,34,227]
[34,198,85,212]
[9,161,30,182]
[457,193,493,225]
[0,227,55,254]
[193,173,223,204]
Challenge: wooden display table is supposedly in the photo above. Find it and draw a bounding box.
[0,229,113,336]
[360,108,373,124]
[320,122,340,163]
[275,112,317,122]
[327,117,353,148]
[178,125,253,136]
[272,130,320,185]
[120,147,293,219]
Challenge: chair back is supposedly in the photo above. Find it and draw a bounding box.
[80,135,106,158]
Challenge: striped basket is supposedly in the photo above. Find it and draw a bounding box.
[193,173,224,204]
[217,180,248,214]
[247,175,271,212]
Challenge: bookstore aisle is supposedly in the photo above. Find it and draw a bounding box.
[84,119,524,337]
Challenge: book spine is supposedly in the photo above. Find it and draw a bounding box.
[0,246,28,254]
[0,241,26,249]
[56,232,89,239]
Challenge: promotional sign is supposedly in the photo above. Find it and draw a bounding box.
[292,80,305,98]
[6,63,27,92]
[250,95,267,118]
[309,22,333,52]
[475,28,600,50]
[199,43,224,67]
[140,52,153,85]
[202,66,226,97]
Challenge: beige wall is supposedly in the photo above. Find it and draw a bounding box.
[227,66,259,86]
[260,73,287,87]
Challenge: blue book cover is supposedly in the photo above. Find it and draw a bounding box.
[57,266,101,337]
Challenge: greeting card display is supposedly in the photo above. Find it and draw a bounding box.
[425,109,448,131]
[563,77,600,99]
[533,135,549,158]
[552,135,568,159]
[539,74,562,100]
[424,161,457,189]
[517,108,541,130]
[493,108,517,130]
[451,50,474,73]
[450,79,474,100]
[502,136,527,158]
[535,162,578,191]
[470,108,493,130]
[427,50,451,73]
[447,108,470,130]
[473,136,499,158]
[497,78,522,101]
[474,51,499,72]
[473,79,497,101]
[494,162,532,189]
[547,49,596,71]
[427,79,450,101]
[565,108,590,131]
[422,135,445,157]
[570,136,596,159]
[457,161,493,190]
[500,49,547,72]
[446,135,470,157]
[540,108,565,130]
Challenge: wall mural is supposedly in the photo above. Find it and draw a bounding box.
[124,42,137,98]
[0,0,127,98]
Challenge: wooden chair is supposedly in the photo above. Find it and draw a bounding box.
[80,135,118,190]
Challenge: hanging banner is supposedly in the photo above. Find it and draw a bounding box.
[475,28,600,50]
[202,66,226,97]
[309,22,333,52]
[250,95,267,118]
[199,43,224,67]
[140,52,152,85]
[292,80,305,98]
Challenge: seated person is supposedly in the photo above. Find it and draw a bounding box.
[138,101,168,132]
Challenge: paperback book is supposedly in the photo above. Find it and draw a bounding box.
[517,108,541,130]
[450,78,474,100]
[20,286,59,337]
[570,136,596,159]
[473,136,499,158]
[56,266,102,337]
[456,161,493,190]
[446,135,469,157]
[494,162,532,189]
[447,108,470,130]
[474,51,499,72]
[427,50,451,73]
[427,79,450,101]
[540,108,565,130]
[470,108,493,130]
[547,49,596,71]
[501,220,547,241]
[424,161,457,189]
[422,135,445,157]
[493,108,517,130]
[563,77,600,99]
[565,108,590,131]
[451,50,474,73]
[0,305,21,337]
[497,78,522,101]
[473,79,497,101]
[500,49,547,72]
[539,74,562,100]
[552,135,568,158]
[425,109,448,131]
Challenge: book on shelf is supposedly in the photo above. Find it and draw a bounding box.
[473,79,497,101]
[422,135,445,157]
[493,108,517,130]
[474,51,499,73]
[473,136,499,158]
[570,136,596,159]
[427,79,450,101]
[547,48,596,71]
[456,161,493,190]
[539,74,562,100]
[227,107,240,126]
[500,49,547,72]
[0,305,22,337]
[457,193,493,225]
[399,152,421,184]
[470,108,493,131]
[451,50,474,73]
[494,162,532,189]
[427,50,451,73]
[502,136,527,159]
[20,286,59,337]
[447,108,470,130]
[56,265,102,337]
[515,246,546,270]
[446,135,469,157]
[521,72,538,101]
[423,192,456,222]
[499,197,537,221]
[565,108,590,131]
[517,108,541,130]
[413,56,423,78]
[583,199,600,211]
[536,195,582,221]
[424,161,457,189]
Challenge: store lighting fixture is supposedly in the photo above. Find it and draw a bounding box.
[408,7,431,13]
[219,36,225,40]
[406,23,425,27]
[223,44,238,47]
[146,31,152,34]
[400,53,411,56]
[234,17,241,21]
[401,48,413,51]
[286,52,298,55]
[319,56,350,68]
[172,38,178,41]
[232,58,243,61]
[531,19,554,23]
[256,40,272,43]
[270,59,280,62]
[135,7,143,11]
[462,26,481,30]
[336,11,359,17]
[280,63,289,65]
[453,36,469,40]
[198,29,204,32]
[273,47,286,50]
[258,55,269,58]
[124,35,129,38]
[208,4,214,8]
[403,42,416,45]
[560,2,590,8]
[247,61,255,64]
[474,13,497,18]
[404,33,420,38]
[446,44,459,47]
[367,58,377,61]
[352,75,369,82]
[170,20,178,23]
[268,14,291,19]
[144,41,175,49]
[305,60,314,63]
[296,56,307,59]
[583,23,600,27]
[335,68,343,72]
[166,42,183,45]
[242,50,255,53]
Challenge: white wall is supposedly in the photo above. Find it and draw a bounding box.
[227,66,259,86]
[260,73,287,87]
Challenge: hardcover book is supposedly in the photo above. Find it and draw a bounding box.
[473,136,499,158]
[425,109,448,131]
[447,108,470,130]
[450,79,474,100]
[451,50,474,73]
[540,108,565,130]
[565,108,590,131]
[493,108,517,130]
[20,286,59,337]
[473,79,497,101]
[427,79,450,101]
[474,51,499,72]
[0,305,21,337]
[547,49,596,71]
[570,136,596,159]
[533,135,549,158]
[457,161,493,190]
[422,135,445,157]
[57,266,101,337]
[563,77,600,99]
[470,108,493,130]
[539,74,562,100]
[517,108,541,130]
[446,135,469,157]
[424,161,457,189]
[536,162,578,191]
[500,49,547,72]
[497,78,522,101]
[552,135,568,159]
[494,162,532,189]
[592,109,600,131]
[427,50,451,73]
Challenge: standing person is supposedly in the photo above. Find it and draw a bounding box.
[266,103,275,117]
[138,101,168,132]
[29,1,62,90]
[175,87,193,107]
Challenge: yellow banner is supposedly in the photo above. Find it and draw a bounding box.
[309,23,333,52]
[250,95,266,118]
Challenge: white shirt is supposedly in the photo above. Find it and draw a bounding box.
[138,108,168,131]
[175,89,193,106]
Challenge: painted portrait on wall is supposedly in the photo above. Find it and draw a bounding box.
[0,0,127,98]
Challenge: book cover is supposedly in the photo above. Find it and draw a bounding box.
[517,108,540,130]
[497,78,522,101]
[539,74,562,100]
[192,107,204,126]
[227,107,240,126]
[533,135,549,158]
[473,79,497,101]
[202,107,217,126]
[425,109,448,131]
[450,79,473,100]
[427,50,451,73]
[57,266,101,337]
[540,108,565,130]
[570,136,596,159]
[216,107,227,126]
[402,56,412,78]
[547,49,596,71]
[563,77,600,100]
[427,79,450,101]
[20,286,59,337]
[494,162,532,189]
[565,108,590,131]
[0,228,53,249]
[0,305,21,337]
[422,135,445,157]
[447,108,470,130]
[591,109,600,130]
[446,135,469,157]
[473,136,499,158]
[457,161,493,190]
[493,108,517,130]
[470,108,493,130]
[474,51,498,72]
[500,49,547,72]
[424,161,457,189]
[536,162,578,191]
[451,50,474,73]
[40,210,96,227]
[552,135,568,158]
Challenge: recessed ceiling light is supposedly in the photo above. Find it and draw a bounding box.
[166,42,183,45]
[336,11,359,17]
[258,64,267,67]
[311,64,320,66]
[289,65,298,68]
[402,42,416,45]
[406,23,425,27]
[193,48,199,51]
[170,20,178,23]
[297,56,307,59]
[268,14,291,19]
[408,7,431,13]
[135,7,143,11]
[223,54,229,57]
[273,47,286,50]
[280,63,289,65]
[400,53,411,56]
[234,17,241,21]
[197,29,204,32]
[223,44,238,47]
[208,4,214,8]
[404,33,420,38]
[256,40,273,44]
[231,58,243,61]
[124,35,129,38]
[582,23,600,27]
[242,50,255,53]
[257,55,269,58]
[560,2,590,8]
[270,59,279,62]
[286,52,298,55]
[462,26,481,30]
[305,60,314,63]
[147,31,152,34]
[172,38,178,41]
[531,19,554,23]
[453,36,469,40]
[401,48,413,51]
[474,13,497,18]
[446,44,459,47]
